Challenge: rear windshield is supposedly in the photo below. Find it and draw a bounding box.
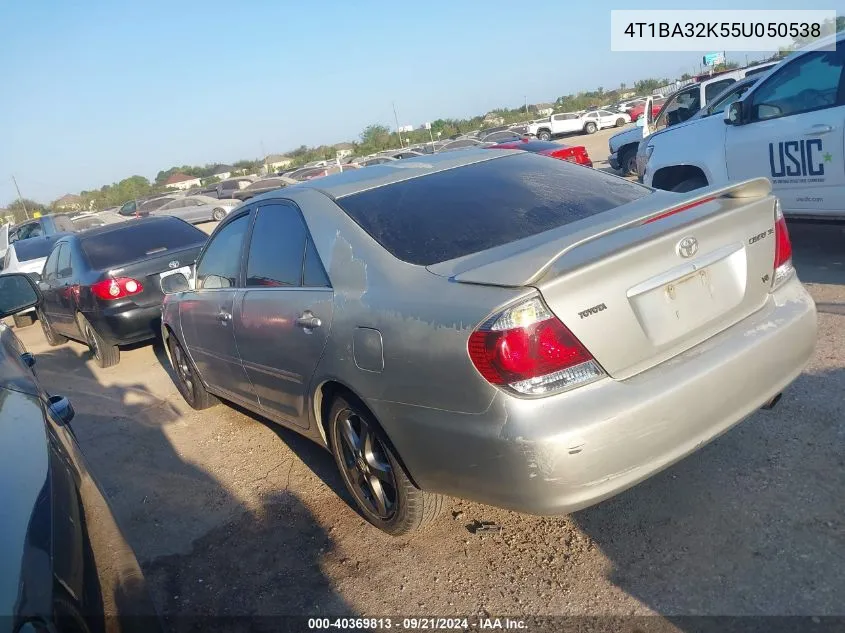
[334,152,650,265]
[81,219,207,269]
[14,236,65,262]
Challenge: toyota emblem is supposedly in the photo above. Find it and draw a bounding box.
[676,237,698,259]
[168,260,180,269]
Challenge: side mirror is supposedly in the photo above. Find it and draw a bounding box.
[160,271,190,294]
[726,101,743,125]
[48,395,75,425]
[0,273,41,318]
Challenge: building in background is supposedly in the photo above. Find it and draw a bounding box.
[265,154,293,171]
[164,172,202,190]
[53,193,83,211]
[332,142,355,160]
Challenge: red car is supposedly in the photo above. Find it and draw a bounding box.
[486,138,593,167]
[628,98,666,122]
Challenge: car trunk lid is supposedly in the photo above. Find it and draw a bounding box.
[101,244,202,308]
[431,178,779,379]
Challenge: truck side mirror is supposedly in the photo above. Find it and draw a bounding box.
[726,101,743,125]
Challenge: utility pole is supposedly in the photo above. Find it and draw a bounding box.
[524,95,528,115]
[260,140,267,173]
[11,175,29,220]
[392,101,403,148]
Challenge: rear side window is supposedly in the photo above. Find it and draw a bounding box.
[81,219,206,270]
[335,153,650,266]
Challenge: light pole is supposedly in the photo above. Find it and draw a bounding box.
[392,101,403,148]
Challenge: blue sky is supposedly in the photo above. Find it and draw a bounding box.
[0,0,837,204]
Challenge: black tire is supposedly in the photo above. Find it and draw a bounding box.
[328,394,444,535]
[619,148,638,177]
[615,118,626,127]
[584,122,597,134]
[211,207,226,222]
[537,129,552,141]
[78,313,119,368]
[12,312,35,328]
[671,177,708,193]
[38,309,67,346]
[168,335,217,410]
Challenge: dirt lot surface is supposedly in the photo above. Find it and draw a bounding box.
[13,144,845,631]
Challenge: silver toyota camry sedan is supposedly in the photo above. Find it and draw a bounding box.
[159,149,817,535]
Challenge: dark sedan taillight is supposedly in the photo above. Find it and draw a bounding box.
[542,146,593,168]
[90,277,144,301]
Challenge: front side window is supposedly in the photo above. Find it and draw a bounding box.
[196,214,250,289]
[751,49,845,121]
[655,89,700,130]
[704,79,735,103]
[246,205,306,287]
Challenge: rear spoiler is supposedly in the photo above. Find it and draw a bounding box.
[429,178,774,288]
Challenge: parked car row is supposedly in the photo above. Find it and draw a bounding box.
[1,143,816,539]
[612,33,845,221]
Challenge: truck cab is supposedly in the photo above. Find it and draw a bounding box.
[608,62,778,176]
[0,214,76,271]
[643,35,845,219]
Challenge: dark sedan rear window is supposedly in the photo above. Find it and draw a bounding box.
[334,153,650,265]
[81,219,206,270]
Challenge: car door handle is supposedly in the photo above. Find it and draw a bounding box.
[217,310,232,325]
[295,312,322,330]
[803,124,833,136]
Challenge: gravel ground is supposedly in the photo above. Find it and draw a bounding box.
[13,147,845,631]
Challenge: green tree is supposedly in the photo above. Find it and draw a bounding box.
[359,124,392,153]
[6,198,48,222]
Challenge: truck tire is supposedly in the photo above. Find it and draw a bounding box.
[13,313,35,328]
[584,122,597,134]
[537,129,552,141]
[671,177,708,193]
[619,148,638,176]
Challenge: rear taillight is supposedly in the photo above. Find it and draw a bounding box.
[772,199,794,289]
[91,277,144,301]
[468,296,605,396]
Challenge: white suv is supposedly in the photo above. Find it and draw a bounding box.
[643,34,845,219]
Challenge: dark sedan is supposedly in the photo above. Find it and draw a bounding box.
[36,216,207,367]
[0,273,160,632]
[231,176,299,202]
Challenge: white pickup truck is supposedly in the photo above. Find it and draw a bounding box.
[528,110,629,140]
[642,33,844,220]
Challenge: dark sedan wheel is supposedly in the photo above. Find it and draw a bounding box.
[168,335,217,410]
[329,394,444,535]
[38,309,67,346]
[79,314,119,368]
[212,207,226,222]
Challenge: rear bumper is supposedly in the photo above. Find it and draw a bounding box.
[372,277,817,515]
[85,304,161,346]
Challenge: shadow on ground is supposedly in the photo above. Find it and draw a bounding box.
[30,343,360,633]
[571,367,845,622]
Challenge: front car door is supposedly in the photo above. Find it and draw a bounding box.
[725,46,845,217]
[50,240,79,335]
[38,244,63,326]
[234,202,333,428]
[178,211,257,405]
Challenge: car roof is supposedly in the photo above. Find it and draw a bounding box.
[269,149,513,200]
[68,215,178,239]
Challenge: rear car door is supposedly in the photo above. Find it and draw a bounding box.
[178,212,257,405]
[235,202,333,428]
[725,47,845,216]
[50,242,79,335]
[38,244,64,326]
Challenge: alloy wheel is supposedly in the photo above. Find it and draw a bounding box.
[172,341,194,401]
[336,409,397,520]
[84,324,101,361]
